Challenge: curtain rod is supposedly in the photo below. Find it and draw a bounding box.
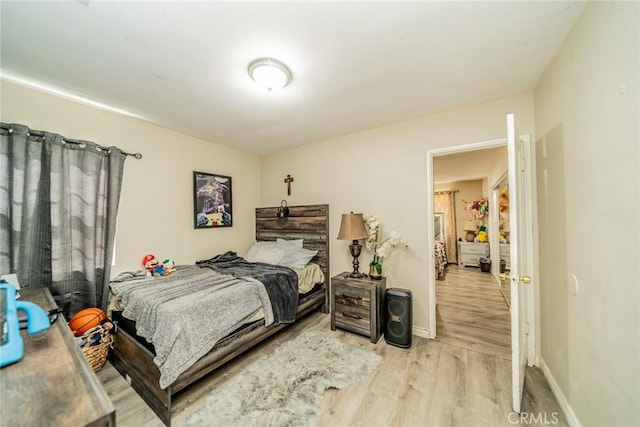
[434,190,459,195]
[1,123,143,160]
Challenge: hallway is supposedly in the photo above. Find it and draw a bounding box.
[435,263,511,359]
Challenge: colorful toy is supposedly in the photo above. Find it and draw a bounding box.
[162,259,176,274]
[142,254,166,277]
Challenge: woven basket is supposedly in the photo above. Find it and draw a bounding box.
[78,326,114,373]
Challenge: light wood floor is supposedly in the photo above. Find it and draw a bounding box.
[435,264,512,359]
[98,297,567,426]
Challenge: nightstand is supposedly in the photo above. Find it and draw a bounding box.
[458,241,490,267]
[331,273,386,343]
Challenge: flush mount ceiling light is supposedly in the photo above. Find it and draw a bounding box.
[248,58,292,92]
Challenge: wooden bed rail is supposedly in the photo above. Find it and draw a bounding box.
[109,204,331,425]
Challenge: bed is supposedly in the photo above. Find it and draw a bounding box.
[108,204,330,426]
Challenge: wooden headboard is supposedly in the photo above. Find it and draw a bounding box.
[255,204,330,308]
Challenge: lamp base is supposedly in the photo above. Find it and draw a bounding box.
[465,231,475,242]
[349,240,363,278]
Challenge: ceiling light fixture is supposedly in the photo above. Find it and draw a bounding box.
[248,58,292,92]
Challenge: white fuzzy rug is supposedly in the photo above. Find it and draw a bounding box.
[184,330,383,427]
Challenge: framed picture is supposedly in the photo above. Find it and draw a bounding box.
[193,171,233,228]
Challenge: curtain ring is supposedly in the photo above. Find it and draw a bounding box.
[78,142,86,149]
[8,128,13,134]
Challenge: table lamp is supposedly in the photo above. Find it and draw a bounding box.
[337,212,369,278]
[463,220,477,242]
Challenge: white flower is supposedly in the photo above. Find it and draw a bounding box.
[376,231,408,259]
[363,213,408,267]
[363,214,380,251]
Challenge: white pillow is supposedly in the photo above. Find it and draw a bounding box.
[277,242,317,269]
[276,238,303,248]
[245,242,285,265]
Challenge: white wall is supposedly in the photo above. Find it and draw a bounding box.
[261,93,534,332]
[0,81,262,274]
[534,2,639,425]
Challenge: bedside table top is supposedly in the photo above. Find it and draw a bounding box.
[332,272,387,286]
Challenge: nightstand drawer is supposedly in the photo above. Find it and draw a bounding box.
[460,254,482,265]
[464,245,489,255]
[334,303,371,331]
[334,285,370,309]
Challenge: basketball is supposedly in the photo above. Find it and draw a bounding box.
[68,307,107,337]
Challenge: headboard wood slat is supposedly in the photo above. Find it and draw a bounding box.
[255,204,330,312]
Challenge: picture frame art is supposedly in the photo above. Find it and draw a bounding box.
[193,171,233,228]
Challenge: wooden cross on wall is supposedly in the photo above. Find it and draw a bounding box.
[284,174,294,196]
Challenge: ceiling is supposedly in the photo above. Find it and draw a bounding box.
[434,146,507,184]
[0,1,585,155]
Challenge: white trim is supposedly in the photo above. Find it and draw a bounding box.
[538,356,582,427]
[412,326,430,339]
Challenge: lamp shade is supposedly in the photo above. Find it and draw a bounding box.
[337,213,368,240]
[502,220,510,233]
[463,220,477,232]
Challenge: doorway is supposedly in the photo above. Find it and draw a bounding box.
[427,125,537,413]
[428,141,511,358]
[426,138,509,338]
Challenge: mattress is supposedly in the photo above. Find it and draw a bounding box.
[109,262,324,354]
[112,281,323,355]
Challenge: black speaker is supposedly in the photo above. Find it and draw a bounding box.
[384,288,412,348]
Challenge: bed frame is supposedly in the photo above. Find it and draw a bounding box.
[109,204,330,426]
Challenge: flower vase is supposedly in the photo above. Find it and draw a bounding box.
[369,263,382,280]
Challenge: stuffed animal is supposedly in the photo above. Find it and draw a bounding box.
[142,254,166,277]
[162,259,176,275]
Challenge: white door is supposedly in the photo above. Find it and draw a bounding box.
[506,113,530,413]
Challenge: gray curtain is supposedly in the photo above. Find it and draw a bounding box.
[0,123,126,316]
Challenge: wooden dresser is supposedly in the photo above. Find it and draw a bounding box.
[0,289,115,427]
[458,241,490,267]
[331,273,386,343]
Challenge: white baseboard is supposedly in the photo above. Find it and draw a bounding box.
[538,356,582,427]
[412,325,431,339]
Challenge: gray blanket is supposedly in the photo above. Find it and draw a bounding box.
[196,251,299,324]
[110,266,274,389]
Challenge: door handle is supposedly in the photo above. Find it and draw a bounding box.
[500,273,530,284]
